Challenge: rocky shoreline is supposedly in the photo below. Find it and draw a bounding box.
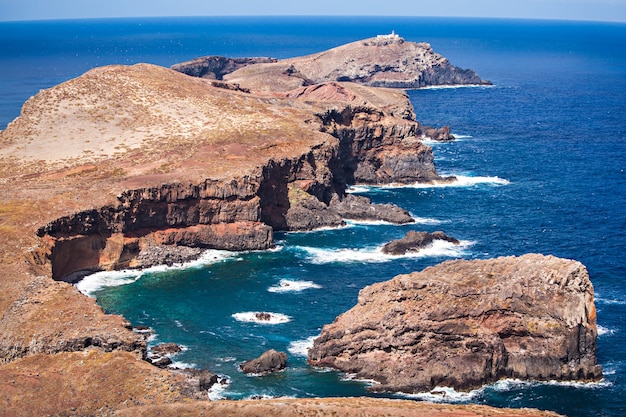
[0,35,592,417]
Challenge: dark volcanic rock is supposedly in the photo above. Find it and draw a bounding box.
[382,231,459,255]
[423,126,455,142]
[240,349,288,375]
[151,343,183,356]
[171,56,277,80]
[308,254,603,393]
[150,356,172,368]
[330,194,414,224]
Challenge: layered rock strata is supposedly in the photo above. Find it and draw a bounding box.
[0,64,450,283]
[0,38,562,417]
[308,254,603,393]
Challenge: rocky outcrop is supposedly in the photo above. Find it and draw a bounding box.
[308,254,602,393]
[222,33,490,92]
[171,56,277,80]
[240,349,288,375]
[330,194,414,224]
[382,231,459,255]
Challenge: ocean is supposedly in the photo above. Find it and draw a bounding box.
[1,16,625,417]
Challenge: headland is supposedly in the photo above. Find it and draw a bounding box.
[0,35,592,416]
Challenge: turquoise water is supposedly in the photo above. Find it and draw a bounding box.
[1,17,625,416]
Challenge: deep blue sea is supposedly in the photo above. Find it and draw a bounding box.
[1,16,625,417]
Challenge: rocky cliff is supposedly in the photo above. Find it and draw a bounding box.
[308,254,603,393]
[0,41,570,417]
[174,33,491,92]
[0,64,451,282]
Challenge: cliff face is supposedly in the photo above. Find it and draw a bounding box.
[174,34,491,92]
[308,254,602,393]
[0,62,445,342]
[0,42,566,417]
[0,67,445,282]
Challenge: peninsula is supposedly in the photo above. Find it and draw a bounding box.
[0,35,590,416]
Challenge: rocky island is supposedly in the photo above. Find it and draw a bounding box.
[0,34,589,416]
[308,255,602,393]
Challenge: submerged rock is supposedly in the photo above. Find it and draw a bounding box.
[308,254,602,393]
[330,194,414,225]
[382,231,459,255]
[240,349,288,375]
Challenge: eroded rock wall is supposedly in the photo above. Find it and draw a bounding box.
[308,254,603,393]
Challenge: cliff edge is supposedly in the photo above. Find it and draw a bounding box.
[0,38,572,417]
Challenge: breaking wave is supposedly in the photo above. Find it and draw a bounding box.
[347,175,510,193]
[75,249,239,296]
[268,279,322,293]
[287,336,317,357]
[298,239,473,265]
[232,311,292,324]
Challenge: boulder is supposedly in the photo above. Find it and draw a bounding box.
[330,194,414,224]
[382,231,459,255]
[150,343,183,356]
[308,254,602,393]
[240,349,288,375]
[150,357,172,368]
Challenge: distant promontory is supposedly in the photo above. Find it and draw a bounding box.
[172,32,491,91]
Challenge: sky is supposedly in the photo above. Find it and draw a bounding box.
[1,0,626,23]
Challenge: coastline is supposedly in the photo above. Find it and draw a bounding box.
[3,32,596,416]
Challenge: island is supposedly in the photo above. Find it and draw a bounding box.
[0,34,592,416]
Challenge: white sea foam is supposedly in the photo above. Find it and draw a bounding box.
[595,294,626,305]
[168,360,197,370]
[399,386,480,403]
[400,376,612,404]
[232,311,292,324]
[207,377,230,401]
[396,175,510,189]
[76,269,143,296]
[75,249,238,296]
[287,336,317,357]
[411,215,445,225]
[346,175,509,194]
[489,377,613,391]
[268,279,322,293]
[285,224,349,234]
[413,84,495,90]
[346,185,374,194]
[343,216,443,226]
[598,325,617,336]
[298,239,473,265]
[340,373,381,387]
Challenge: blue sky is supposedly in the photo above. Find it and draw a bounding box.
[1,0,626,22]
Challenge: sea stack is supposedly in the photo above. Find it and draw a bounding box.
[308,254,602,393]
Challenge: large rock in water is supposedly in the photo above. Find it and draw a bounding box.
[382,230,459,255]
[308,254,602,393]
[240,349,288,375]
